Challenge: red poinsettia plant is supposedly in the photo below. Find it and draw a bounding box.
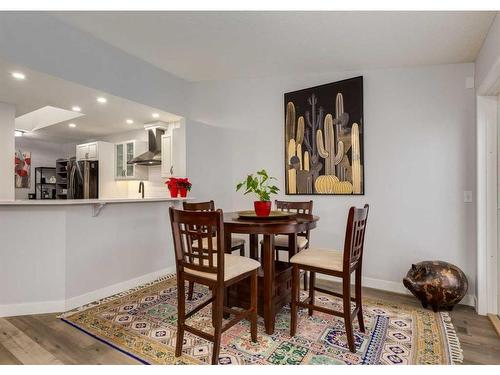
[165,177,178,191]
[176,178,192,191]
[165,177,192,198]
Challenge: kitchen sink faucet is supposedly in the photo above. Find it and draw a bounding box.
[139,181,145,199]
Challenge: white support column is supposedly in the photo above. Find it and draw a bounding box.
[0,102,15,201]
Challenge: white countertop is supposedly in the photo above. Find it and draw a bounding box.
[0,197,192,206]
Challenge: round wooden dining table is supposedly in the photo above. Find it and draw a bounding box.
[223,212,319,334]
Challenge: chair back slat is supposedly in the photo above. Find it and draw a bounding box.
[170,207,225,278]
[275,200,313,215]
[343,204,369,268]
[183,200,217,235]
[275,200,313,239]
[183,200,215,212]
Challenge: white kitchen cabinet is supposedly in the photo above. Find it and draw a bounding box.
[76,142,99,160]
[161,133,173,177]
[114,140,148,180]
[76,144,86,160]
[161,121,186,178]
[88,142,98,159]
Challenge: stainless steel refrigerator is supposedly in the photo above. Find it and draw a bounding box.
[68,158,99,199]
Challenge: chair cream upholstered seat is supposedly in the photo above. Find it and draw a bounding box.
[185,254,260,281]
[290,248,343,272]
[259,235,308,249]
[197,236,245,249]
[274,234,308,249]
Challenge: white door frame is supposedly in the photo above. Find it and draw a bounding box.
[476,96,498,315]
[476,58,500,315]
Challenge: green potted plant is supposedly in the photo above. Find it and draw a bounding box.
[236,170,279,216]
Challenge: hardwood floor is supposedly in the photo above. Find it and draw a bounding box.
[0,314,137,364]
[0,282,499,365]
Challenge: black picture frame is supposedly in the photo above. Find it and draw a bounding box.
[284,76,364,195]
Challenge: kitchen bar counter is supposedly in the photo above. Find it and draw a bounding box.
[0,196,190,317]
[0,197,191,205]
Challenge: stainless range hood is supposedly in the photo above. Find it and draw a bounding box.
[127,123,167,166]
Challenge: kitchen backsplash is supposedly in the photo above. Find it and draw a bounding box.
[126,165,168,199]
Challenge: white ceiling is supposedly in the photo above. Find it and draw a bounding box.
[0,59,181,143]
[53,11,496,82]
[16,106,84,132]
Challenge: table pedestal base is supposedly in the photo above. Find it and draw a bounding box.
[227,260,292,335]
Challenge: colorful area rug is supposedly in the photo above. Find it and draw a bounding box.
[60,274,463,365]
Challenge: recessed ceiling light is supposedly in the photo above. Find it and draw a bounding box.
[152,113,160,119]
[11,72,26,80]
[126,119,134,124]
[97,97,107,104]
[72,106,81,112]
[68,123,76,128]
[14,130,25,137]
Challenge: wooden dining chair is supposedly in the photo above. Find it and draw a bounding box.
[183,200,246,300]
[289,204,369,353]
[184,201,246,255]
[170,207,260,365]
[261,200,313,289]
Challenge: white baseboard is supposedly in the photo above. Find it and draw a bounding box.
[65,266,176,311]
[0,299,66,318]
[1,268,476,318]
[316,274,476,308]
[0,267,176,318]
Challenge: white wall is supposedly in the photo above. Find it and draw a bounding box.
[0,206,66,313]
[0,102,15,200]
[185,119,235,210]
[14,138,76,199]
[64,202,173,302]
[189,63,477,300]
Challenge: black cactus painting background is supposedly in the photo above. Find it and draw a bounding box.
[284,76,364,195]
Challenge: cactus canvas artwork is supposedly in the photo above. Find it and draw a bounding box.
[284,76,364,195]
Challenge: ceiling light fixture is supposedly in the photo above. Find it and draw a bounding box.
[14,130,25,137]
[11,72,26,80]
[72,106,81,112]
[126,119,134,124]
[97,97,107,104]
[152,113,159,119]
[68,123,77,128]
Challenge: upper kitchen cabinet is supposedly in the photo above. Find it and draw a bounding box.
[161,121,186,178]
[76,141,99,160]
[115,140,148,180]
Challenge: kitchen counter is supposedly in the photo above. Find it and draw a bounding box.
[0,197,191,205]
[0,196,191,317]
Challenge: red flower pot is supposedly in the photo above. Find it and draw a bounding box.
[179,188,188,198]
[254,201,271,217]
[169,186,178,198]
